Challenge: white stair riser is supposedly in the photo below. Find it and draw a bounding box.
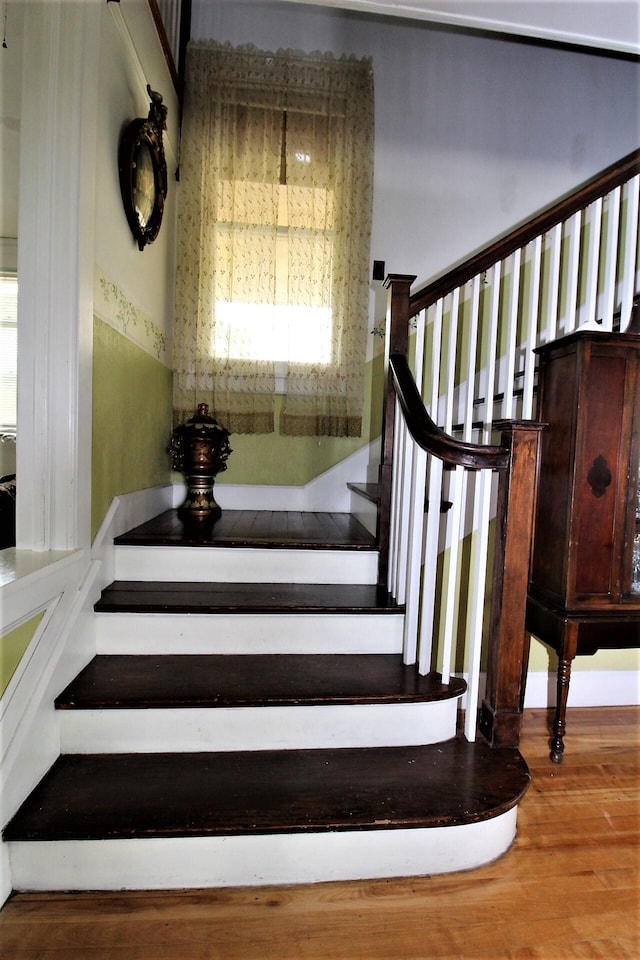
[114,545,378,585]
[7,809,518,891]
[95,612,404,655]
[59,700,459,754]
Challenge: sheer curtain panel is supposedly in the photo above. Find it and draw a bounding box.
[173,41,374,436]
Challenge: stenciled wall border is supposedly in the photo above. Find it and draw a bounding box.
[94,266,172,368]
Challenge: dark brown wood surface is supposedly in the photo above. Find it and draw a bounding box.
[95,581,401,614]
[531,332,640,609]
[2,739,528,842]
[116,509,376,550]
[527,331,640,761]
[390,353,510,469]
[377,274,416,587]
[478,420,544,749]
[55,655,465,709]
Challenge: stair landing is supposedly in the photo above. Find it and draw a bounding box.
[115,508,376,550]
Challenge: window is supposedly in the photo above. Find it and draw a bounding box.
[0,275,18,433]
[213,179,334,367]
[174,42,374,437]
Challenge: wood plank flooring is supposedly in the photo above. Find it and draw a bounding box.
[1,707,637,959]
[115,509,377,550]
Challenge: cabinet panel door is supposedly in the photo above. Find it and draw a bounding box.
[530,352,577,603]
[572,354,626,600]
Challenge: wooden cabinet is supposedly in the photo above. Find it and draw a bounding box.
[526,329,640,761]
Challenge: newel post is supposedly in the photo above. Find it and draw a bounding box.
[479,420,544,748]
[377,274,416,587]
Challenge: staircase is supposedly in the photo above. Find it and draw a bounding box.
[2,505,529,892]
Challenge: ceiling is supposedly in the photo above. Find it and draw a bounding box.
[284,0,640,57]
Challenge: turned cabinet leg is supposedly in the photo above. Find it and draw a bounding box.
[550,655,572,763]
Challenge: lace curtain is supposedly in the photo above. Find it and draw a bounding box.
[173,41,374,436]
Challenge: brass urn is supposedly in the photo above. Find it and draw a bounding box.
[169,403,232,520]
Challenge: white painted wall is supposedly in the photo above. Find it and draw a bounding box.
[94,0,179,345]
[192,0,640,302]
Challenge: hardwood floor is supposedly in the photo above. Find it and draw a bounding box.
[1,707,637,959]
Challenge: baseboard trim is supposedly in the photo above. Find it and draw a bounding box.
[523,669,640,708]
[213,440,380,513]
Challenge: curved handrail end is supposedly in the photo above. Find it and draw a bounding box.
[390,353,510,470]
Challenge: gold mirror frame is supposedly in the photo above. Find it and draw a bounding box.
[118,87,168,251]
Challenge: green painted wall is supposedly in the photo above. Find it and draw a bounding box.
[529,636,639,672]
[1,613,45,697]
[92,317,173,540]
[215,350,385,487]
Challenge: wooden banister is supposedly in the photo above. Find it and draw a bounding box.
[409,149,640,319]
[378,151,638,748]
[389,354,509,470]
[388,351,544,748]
[479,418,545,748]
[377,275,416,588]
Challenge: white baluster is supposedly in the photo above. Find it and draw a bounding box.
[402,309,427,665]
[463,276,481,442]
[502,248,521,418]
[564,210,582,332]
[599,187,621,331]
[522,235,542,419]
[583,197,603,328]
[621,174,640,330]
[387,403,402,595]
[484,262,501,434]
[463,468,493,741]
[417,299,444,675]
[544,223,562,344]
[395,416,412,606]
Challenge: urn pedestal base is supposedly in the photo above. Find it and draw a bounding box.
[178,477,222,522]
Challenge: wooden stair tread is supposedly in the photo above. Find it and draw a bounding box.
[347,482,380,504]
[114,509,376,550]
[95,581,402,615]
[2,741,529,842]
[55,655,466,710]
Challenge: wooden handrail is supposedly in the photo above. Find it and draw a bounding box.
[390,354,509,470]
[409,149,640,318]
